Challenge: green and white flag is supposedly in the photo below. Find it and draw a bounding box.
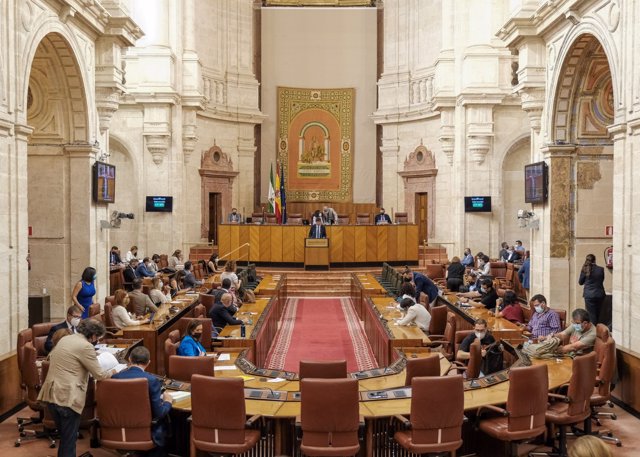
[268,163,275,213]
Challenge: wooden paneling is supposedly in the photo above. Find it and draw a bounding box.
[0,352,22,417]
[615,348,640,413]
[284,202,378,223]
[219,224,419,264]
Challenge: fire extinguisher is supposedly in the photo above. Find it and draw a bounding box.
[604,246,613,270]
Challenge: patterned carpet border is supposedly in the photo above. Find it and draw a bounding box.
[264,298,298,370]
[340,298,378,371]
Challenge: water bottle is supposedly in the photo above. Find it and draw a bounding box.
[240,324,246,338]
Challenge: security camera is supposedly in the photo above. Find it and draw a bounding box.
[117,212,135,220]
[517,209,534,219]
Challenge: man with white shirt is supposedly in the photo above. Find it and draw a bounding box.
[44,305,83,354]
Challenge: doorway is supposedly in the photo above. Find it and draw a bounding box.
[209,192,222,243]
[414,193,428,242]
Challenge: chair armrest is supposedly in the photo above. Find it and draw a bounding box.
[477,404,509,417]
[428,334,446,340]
[392,414,411,429]
[245,414,261,427]
[447,365,467,374]
[548,392,570,403]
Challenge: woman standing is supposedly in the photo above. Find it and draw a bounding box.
[72,267,97,319]
[578,254,605,324]
[446,256,466,292]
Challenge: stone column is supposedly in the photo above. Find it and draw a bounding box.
[237,123,256,215]
[380,126,401,213]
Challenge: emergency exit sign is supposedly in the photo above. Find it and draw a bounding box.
[605,225,613,237]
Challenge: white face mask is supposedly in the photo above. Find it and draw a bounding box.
[158,281,163,288]
[535,305,544,313]
[478,260,485,266]
[70,317,81,327]
[475,331,486,340]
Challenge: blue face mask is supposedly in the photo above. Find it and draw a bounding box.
[573,323,583,332]
[93,274,98,281]
[534,305,544,313]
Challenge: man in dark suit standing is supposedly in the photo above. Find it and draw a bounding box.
[578,253,606,324]
[374,208,392,225]
[308,217,327,239]
[114,346,173,456]
[44,305,83,354]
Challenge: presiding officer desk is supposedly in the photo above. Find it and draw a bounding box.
[150,273,573,457]
[218,223,419,265]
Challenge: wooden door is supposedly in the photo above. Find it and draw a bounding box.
[415,193,428,243]
[208,192,222,243]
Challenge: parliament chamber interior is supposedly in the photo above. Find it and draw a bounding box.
[2,1,640,457]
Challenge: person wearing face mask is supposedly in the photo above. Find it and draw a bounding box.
[498,242,510,262]
[228,207,242,223]
[72,266,98,319]
[136,256,158,278]
[544,308,596,355]
[461,248,474,267]
[522,294,562,340]
[457,278,499,310]
[472,254,491,277]
[457,319,495,361]
[111,289,148,329]
[44,305,84,354]
[149,277,171,305]
[395,297,431,333]
[374,207,392,225]
[403,268,440,306]
[38,319,115,457]
[177,320,207,356]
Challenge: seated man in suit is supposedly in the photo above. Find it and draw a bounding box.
[113,346,173,456]
[182,261,202,289]
[129,278,158,317]
[136,257,158,278]
[228,207,242,223]
[374,207,392,225]
[308,217,327,239]
[110,246,123,265]
[123,258,140,284]
[210,293,246,331]
[44,305,83,354]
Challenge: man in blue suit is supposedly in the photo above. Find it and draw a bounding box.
[404,269,440,306]
[113,346,173,456]
[308,218,327,239]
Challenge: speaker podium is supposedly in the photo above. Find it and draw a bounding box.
[304,238,330,270]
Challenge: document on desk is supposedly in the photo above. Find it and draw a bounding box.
[168,391,191,402]
[217,353,231,361]
[267,377,286,383]
[214,365,237,371]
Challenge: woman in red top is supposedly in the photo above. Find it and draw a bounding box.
[496,290,525,323]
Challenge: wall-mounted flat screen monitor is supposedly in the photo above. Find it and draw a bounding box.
[145,196,173,212]
[92,161,116,204]
[464,196,492,213]
[524,161,548,204]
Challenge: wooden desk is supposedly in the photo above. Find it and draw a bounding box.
[218,224,419,265]
[304,237,329,269]
[121,294,199,374]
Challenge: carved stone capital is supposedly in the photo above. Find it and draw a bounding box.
[144,134,171,165]
[467,135,492,164]
[182,130,197,165]
[518,88,545,132]
[96,87,122,134]
[438,135,454,165]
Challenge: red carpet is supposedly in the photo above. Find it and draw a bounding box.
[265,298,378,373]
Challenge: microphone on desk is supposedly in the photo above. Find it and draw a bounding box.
[266,388,280,400]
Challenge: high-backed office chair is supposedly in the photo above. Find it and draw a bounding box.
[31,322,56,357]
[168,355,214,382]
[299,360,348,380]
[193,303,206,318]
[199,293,216,316]
[15,342,56,448]
[424,312,456,360]
[588,324,621,446]
[336,213,350,225]
[449,341,482,379]
[393,375,464,455]
[477,364,548,457]
[287,213,303,225]
[454,330,474,359]
[356,213,371,225]
[159,254,169,268]
[550,308,567,330]
[266,214,277,224]
[88,302,101,319]
[404,355,441,386]
[17,328,33,378]
[299,378,362,457]
[394,212,408,224]
[251,212,264,224]
[178,317,213,351]
[163,330,181,375]
[190,375,261,456]
[530,352,597,457]
[425,305,447,338]
[95,378,156,453]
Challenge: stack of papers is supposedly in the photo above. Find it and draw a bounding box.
[97,352,127,373]
[168,391,191,402]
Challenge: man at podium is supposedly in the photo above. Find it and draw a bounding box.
[309,218,327,239]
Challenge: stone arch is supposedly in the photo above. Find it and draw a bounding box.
[20,24,93,142]
[498,135,531,248]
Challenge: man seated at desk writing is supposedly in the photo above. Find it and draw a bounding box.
[113,346,173,456]
[522,294,562,340]
[210,293,247,331]
[457,278,498,311]
[456,318,496,361]
[395,297,431,333]
[129,278,159,317]
[542,308,595,355]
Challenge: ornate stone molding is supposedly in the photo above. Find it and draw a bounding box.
[182,108,198,164]
[438,109,455,165]
[96,87,122,134]
[144,134,171,165]
[518,87,545,133]
[468,135,493,164]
